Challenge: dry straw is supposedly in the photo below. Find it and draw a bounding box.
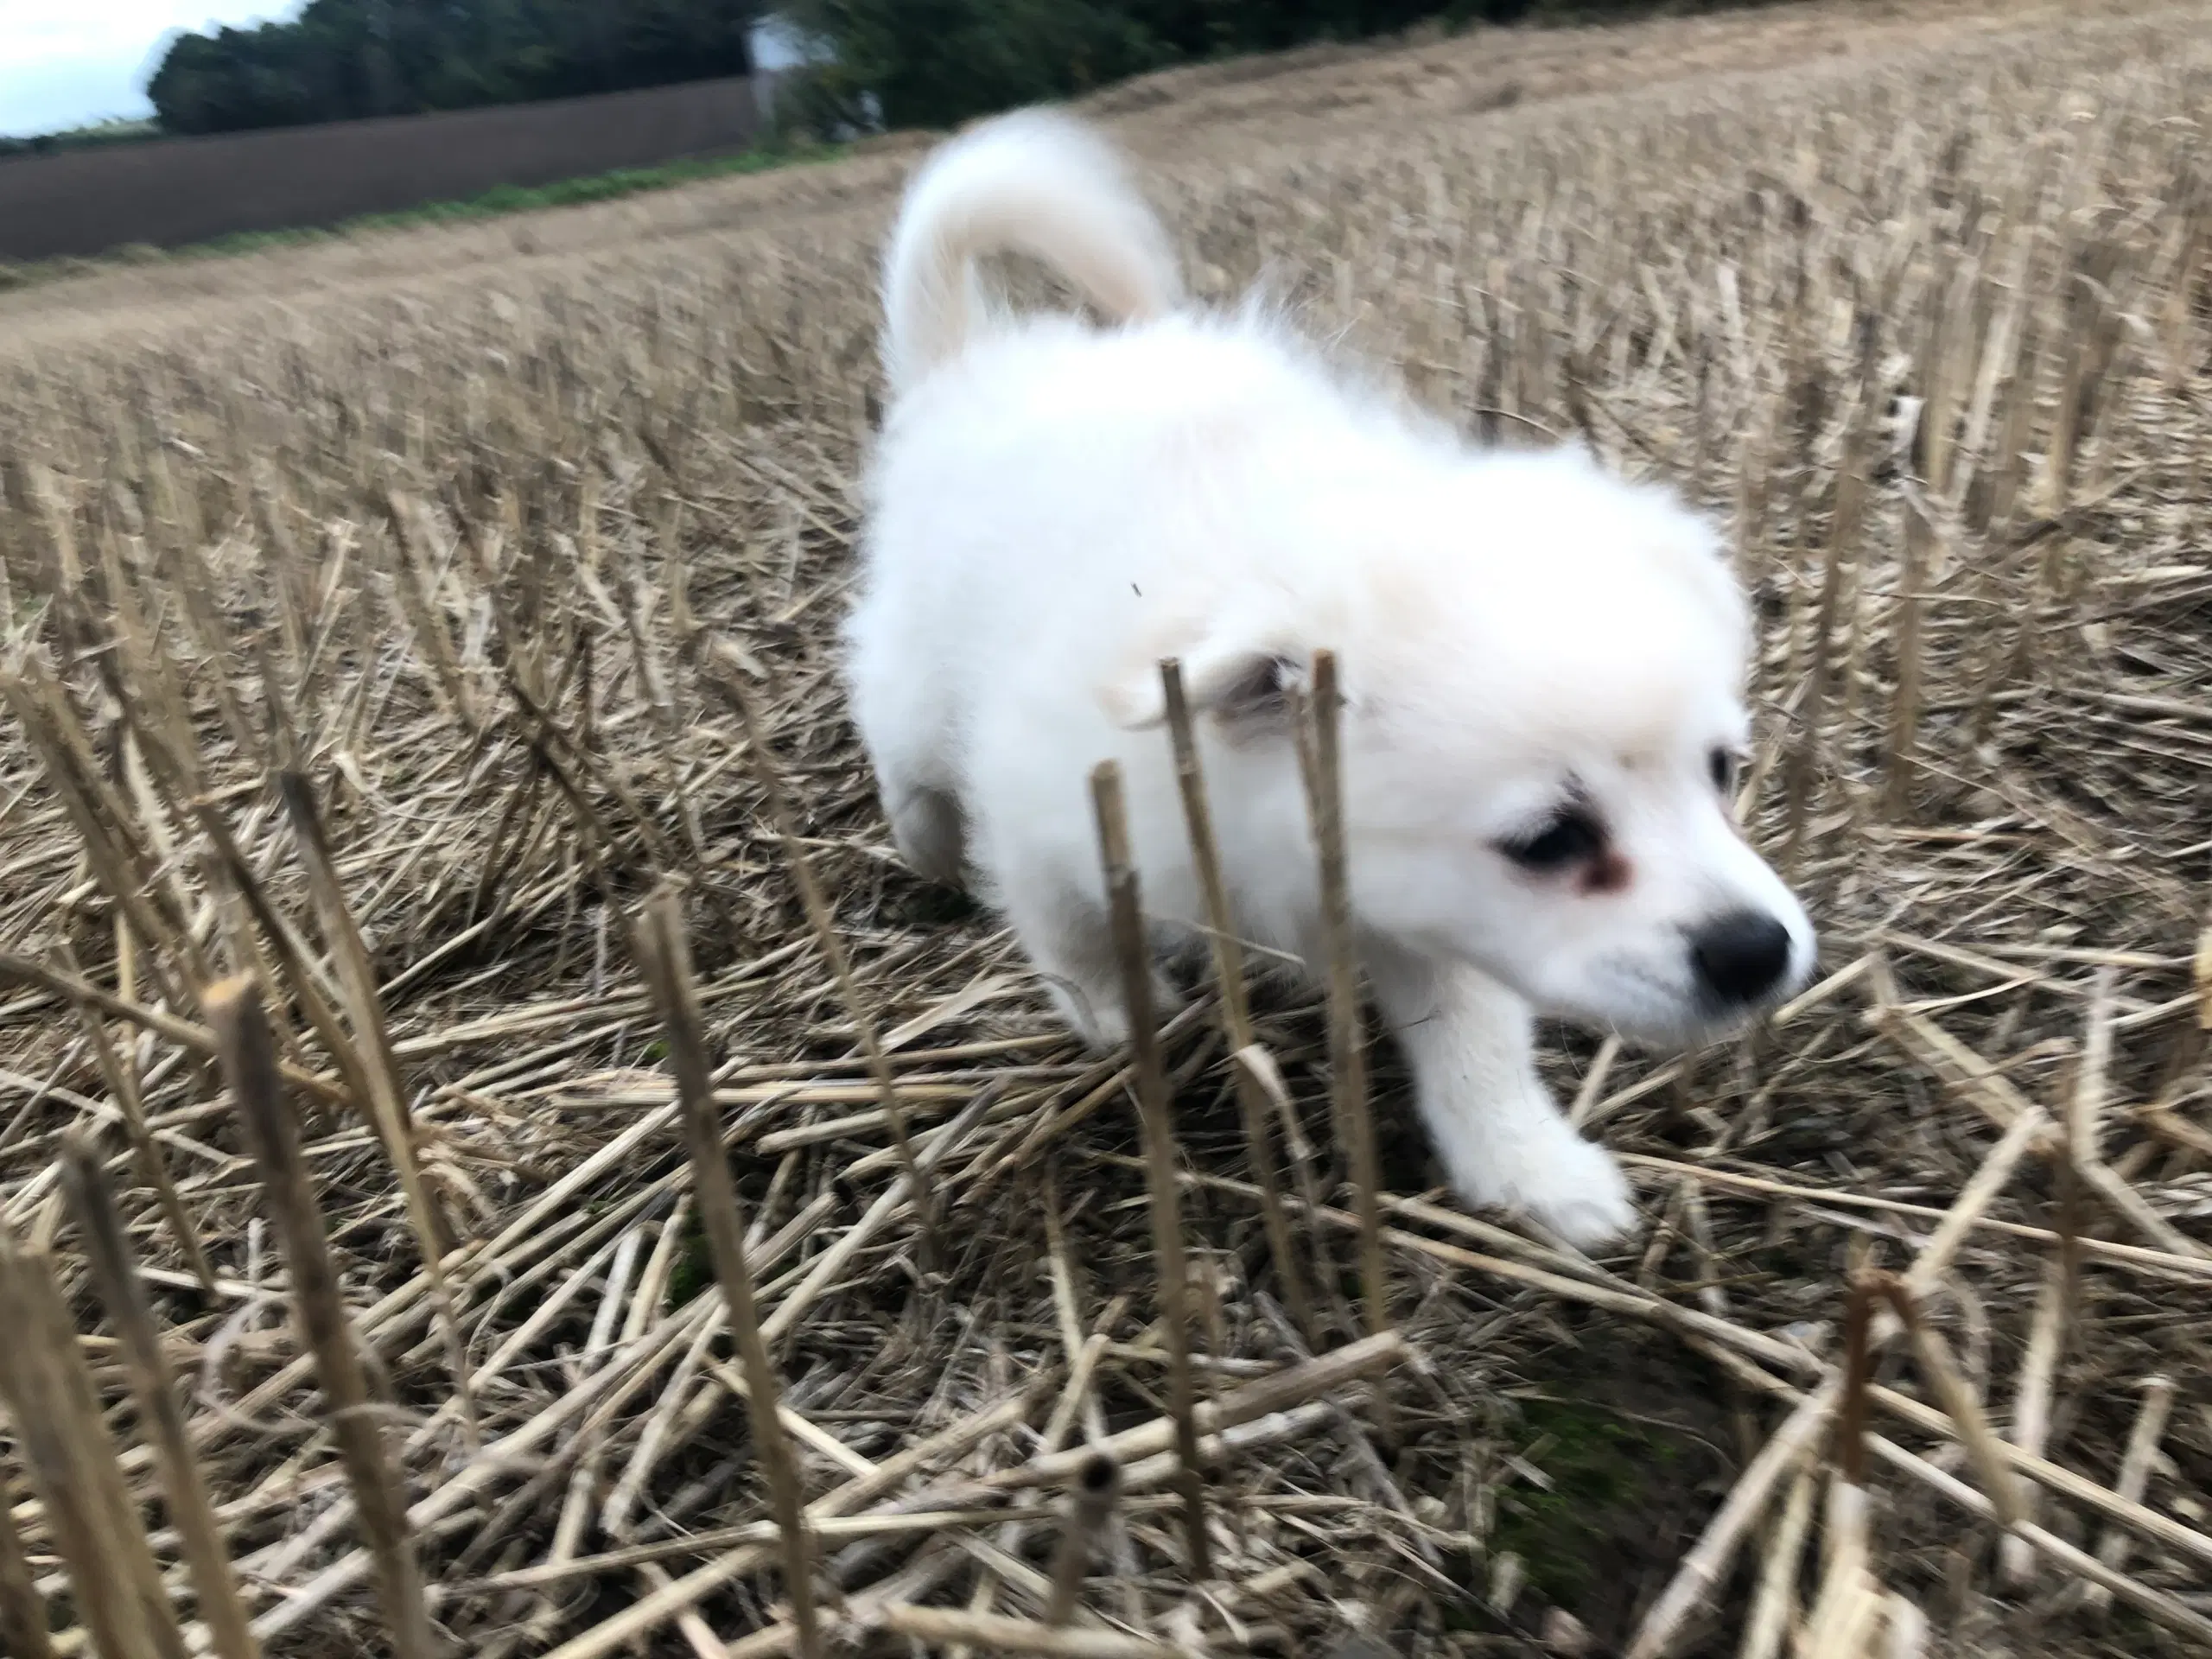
[3,1,2211,1653]
[59,1135,260,1659]
[702,638,942,1267]
[1045,1451,1122,1624]
[0,1474,51,1659]
[1090,759,1213,1581]
[635,881,823,1659]
[1160,658,1315,1341]
[1304,649,1394,1424]
[276,767,479,1440]
[0,1224,189,1659]
[209,976,438,1659]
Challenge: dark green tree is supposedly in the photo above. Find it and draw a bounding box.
[149,0,762,136]
[784,0,1547,133]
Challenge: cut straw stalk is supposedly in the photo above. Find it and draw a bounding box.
[0,949,351,1109]
[262,1083,1007,1636]
[0,659,199,1010]
[1724,1259,2208,1637]
[542,1224,650,1585]
[1305,650,1393,1429]
[2069,969,2116,1178]
[1782,377,1874,868]
[1736,1465,1814,1659]
[459,1504,1160,1595]
[1834,1270,1879,1494]
[2068,970,2205,1262]
[2080,1375,2175,1612]
[1997,1264,2063,1586]
[703,639,938,1263]
[635,883,822,1659]
[1873,1376,2212,1576]
[59,1136,260,1659]
[1230,1043,1351,1330]
[1090,759,1212,1581]
[1628,1093,2050,1659]
[273,777,447,1212]
[0,1474,51,1659]
[60,980,213,1293]
[1158,658,1313,1341]
[1042,1166,1117,1452]
[207,976,437,1659]
[1718,1356,2212,1644]
[1882,483,1936,819]
[874,1603,1194,1659]
[1001,1329,1404,1493]
[1867,1426,2212,1643]
[1625,1377,1840,1659]
[1877,1274,2028,1526]
[1803,1477,1873,1655]
[2195,900,2212,1032]
[1617,1151,2210,1285]
[641,1397,1344,1659]
[0,1226,189,1659]
[1046,1452,1122,1625]
[194,799,385,1105]
[276,769,478,1443]
[534,1387,1046,1659]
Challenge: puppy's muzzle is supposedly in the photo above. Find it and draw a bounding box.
[1688,910,1796,1010]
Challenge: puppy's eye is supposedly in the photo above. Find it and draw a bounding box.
[1709,748,1740,794]
[1500,810,1605,872]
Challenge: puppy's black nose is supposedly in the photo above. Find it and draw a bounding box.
[1690,911,1794,1007]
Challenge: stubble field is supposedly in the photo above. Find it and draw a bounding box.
[3,3,2212,1656]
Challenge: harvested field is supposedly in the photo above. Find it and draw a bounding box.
[3,2,2212,1656]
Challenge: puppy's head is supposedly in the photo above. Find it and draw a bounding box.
[1114,444,1815,1043]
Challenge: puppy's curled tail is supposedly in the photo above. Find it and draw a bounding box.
[880,109,1182,396]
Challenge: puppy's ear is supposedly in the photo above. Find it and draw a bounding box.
[1100,641,1306,730]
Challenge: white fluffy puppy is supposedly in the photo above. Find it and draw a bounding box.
[843,110,1815,1248]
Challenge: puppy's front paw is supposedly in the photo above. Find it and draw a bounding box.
[1461,1134,1638,1253]
[1525,1147,1638,1251]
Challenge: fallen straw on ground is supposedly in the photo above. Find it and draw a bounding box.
[2,1,2211,1653]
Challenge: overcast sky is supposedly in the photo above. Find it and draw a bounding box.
[1,2,301,137]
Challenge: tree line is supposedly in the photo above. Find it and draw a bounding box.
[143,0,1742,141]
[148,0,761,137]
[785,0,1582,132]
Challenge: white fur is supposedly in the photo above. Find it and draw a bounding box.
[880,109,1182,396]
[844,110,1815,1249]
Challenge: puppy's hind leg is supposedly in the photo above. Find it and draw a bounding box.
[887,784,968,889]
[1364,944,1637,1250]
[849,632,966,887]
